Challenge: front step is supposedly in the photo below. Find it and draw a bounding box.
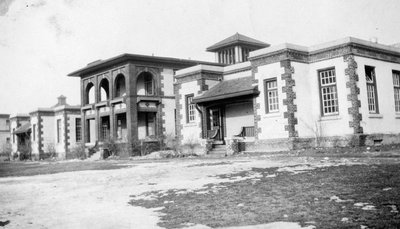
[207,144,227,157]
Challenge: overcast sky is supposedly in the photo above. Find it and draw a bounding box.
[1,0,400,115]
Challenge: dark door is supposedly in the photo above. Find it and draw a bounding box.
[210,108,224,142]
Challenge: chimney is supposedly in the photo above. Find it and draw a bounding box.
[57,95,67,106]
[369,37,378,43]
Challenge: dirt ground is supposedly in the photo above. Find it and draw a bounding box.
[0,152,399,229]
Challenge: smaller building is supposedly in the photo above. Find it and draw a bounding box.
[0,114,11,154]
[11,96,81,160]
[10,114,31,158]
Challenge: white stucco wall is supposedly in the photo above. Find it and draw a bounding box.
[254,62,288,139]
[67,115,81,149]
[161,98,176,137]
[295,58,353,138]
[42,116,55,154]
[178,81,202,144]
[223,70,252,81]
[355,56,400,134]
[54,114,65,156]
[225,102,254,138]
[30,116,39,155]
[10,120,18,153]
[161,68,174,96]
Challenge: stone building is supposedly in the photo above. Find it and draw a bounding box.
[10,114,30,156]
[29,96,80,159]
[176,34,400,152]
[0,114,11,153]
[68,54,221,148]
[10,96,80,160]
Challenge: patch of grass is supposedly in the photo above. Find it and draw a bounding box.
[129,164,400,229]
[0,161,131,177]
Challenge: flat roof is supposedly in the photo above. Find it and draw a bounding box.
[68,53,223,77]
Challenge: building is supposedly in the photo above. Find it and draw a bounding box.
[10,114,30,157]
[175,34,400,152]
[29,95,80,159]
[68,54,222,149]
[0,114,11,153]
[10,96,80,160]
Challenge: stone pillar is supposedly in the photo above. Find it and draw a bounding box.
[126,64,138,146]
[81,110,86,143]
[95,107,100,141]
[110,104,115,139]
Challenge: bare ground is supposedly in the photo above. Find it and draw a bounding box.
[0,151,399,228]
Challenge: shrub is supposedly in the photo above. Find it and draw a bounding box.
[69,143,87,160]
[44,143,57,159]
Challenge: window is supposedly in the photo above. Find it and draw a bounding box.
[144,75,154,95]
[394,71,400,113]
[75,118,82,142]
[32,124,36,141]
[365,66,379,113]
[319,68,339,115]
[57,119,61,143]
[186,94,195,122]
[12,128,15,143]
[264,78,279,113]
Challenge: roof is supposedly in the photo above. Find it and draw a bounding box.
[193,76,258,103]
[206,33,270,52]
[68,53,224,77]
[249,37,400,60]
[13,123,31,134]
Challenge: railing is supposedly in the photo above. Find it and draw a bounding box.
[235,126,255,137]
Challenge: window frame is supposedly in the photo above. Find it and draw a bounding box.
[393,70,400,113]
[75,118,82,142]
[264,78,279,114]
[186,94,195,123]
[57,119,61,143]
[318,67,339,116]
[365,66,379,114]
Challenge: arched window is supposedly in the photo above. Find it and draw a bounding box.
[86,83,95,104]
[99,78,109,101]
[137,72,154,96]
[115,74,126,98]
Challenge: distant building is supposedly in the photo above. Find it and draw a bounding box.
[10,96,80,160]
[175,34,400,152]
[0,114,11,153]
[10,114,30,156]
[68,54,222,148]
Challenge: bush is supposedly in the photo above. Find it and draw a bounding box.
[45,143,57,159]
[0,143,12,160]
[69,143,87,160]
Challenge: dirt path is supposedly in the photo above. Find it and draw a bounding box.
[0,155,387,228]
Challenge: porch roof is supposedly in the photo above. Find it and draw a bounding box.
[13,123,31,134]
[193,76,258,103]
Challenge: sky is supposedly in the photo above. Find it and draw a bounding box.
[1,0,400,115]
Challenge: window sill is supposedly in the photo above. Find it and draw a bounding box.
[262,112,281,118]
[320,115,341,121]
[184,122,197,127]
[368,113,383,119]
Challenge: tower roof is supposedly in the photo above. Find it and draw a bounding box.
[206,33,270,52]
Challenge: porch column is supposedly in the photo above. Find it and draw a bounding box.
[126,64,138,144]
[200,105,208,139]
[95,107,100,142]
[110,104,115,139]
[81,111,86,143]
